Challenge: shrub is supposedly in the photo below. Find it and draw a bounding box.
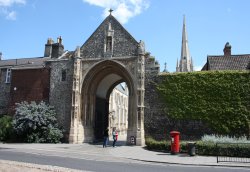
[145,137,170,152]
[145,137,250,157]
[0,115,13,141]
[215,143,250,158]
[201,134,250,143]
[12,101,63,143]
[195,141,217,156]
[196,141,250,157]
[145,137,189,153]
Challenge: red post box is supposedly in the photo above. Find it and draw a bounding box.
[170,131,180,154]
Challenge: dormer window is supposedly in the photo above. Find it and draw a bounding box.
[5,68,11,83]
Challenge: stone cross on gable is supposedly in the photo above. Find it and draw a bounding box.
[109,9,113,15]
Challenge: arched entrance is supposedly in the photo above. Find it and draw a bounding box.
[53,13,147,145]
[80,60,138,144]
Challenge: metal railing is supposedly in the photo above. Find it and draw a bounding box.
[216,142,250,163]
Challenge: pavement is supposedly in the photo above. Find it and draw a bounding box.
[0,138,249,171]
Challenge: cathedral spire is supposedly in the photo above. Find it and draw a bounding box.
[177,15,193,72]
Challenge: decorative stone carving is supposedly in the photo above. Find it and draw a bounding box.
[138,40,145,55]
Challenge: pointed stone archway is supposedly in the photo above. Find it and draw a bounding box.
[81,60,137,143]
[69,59,145,145]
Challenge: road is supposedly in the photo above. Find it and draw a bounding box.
[0,149,249,172]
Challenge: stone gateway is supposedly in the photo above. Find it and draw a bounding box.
[46,14,149,145]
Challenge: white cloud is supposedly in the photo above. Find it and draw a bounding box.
[194,65,203,71]
[0,0,25,20]
[6,10,16,20]
[0,0,25,7]
[83,0,150,24]
[83,0,118,7]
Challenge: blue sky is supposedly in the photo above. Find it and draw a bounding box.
[0,0,250,72]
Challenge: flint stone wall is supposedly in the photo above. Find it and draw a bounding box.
[144,59,212,140]
[80,16,138,59]
[47,59,74,141]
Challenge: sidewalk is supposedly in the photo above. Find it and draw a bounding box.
[0,141,249,171]
[109,145,250,167]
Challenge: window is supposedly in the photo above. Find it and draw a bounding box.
[61,69,66,81]
[106,36,112,52]
[5,68,11,83]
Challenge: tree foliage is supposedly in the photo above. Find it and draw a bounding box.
[157,71,250,137]
[13,101,63,143]
[0,115,13,141]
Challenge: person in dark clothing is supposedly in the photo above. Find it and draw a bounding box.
[103,128,109,148]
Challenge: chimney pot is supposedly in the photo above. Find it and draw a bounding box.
[44,38,54,57]
[223,42,232,56]
[57,36,62,44]
[47,38,54,45]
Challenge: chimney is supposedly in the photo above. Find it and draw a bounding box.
[0,52,2,60]
[44,38,54,57]
[223,42,231,56]
[51,36,64,58]
[57,36,63,44]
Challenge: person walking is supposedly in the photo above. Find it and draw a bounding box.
[112,128,118,147]
[103,128,109,148]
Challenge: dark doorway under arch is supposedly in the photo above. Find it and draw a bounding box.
[81,60,137,144]
[94,80,128,141]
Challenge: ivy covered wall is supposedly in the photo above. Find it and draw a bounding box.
[156,71,250,137]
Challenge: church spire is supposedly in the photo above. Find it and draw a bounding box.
[177,15,193,72]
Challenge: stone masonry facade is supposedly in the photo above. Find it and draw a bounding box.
[46,59,74,140]
[81,16,138,58]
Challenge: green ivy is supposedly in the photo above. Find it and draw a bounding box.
[157,71,250,137]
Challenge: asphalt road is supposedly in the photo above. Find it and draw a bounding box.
[0,150,249,172]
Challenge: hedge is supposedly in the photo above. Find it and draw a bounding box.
[157,71,250,137]
[145,137,250,157]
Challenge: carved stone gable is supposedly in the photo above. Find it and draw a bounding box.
[80,15,138,59]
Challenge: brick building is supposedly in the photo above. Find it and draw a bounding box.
[0,56,50,115]
[202,42,250,71]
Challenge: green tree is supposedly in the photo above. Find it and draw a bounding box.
[13,101,63,143]
[0,115,13,141]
